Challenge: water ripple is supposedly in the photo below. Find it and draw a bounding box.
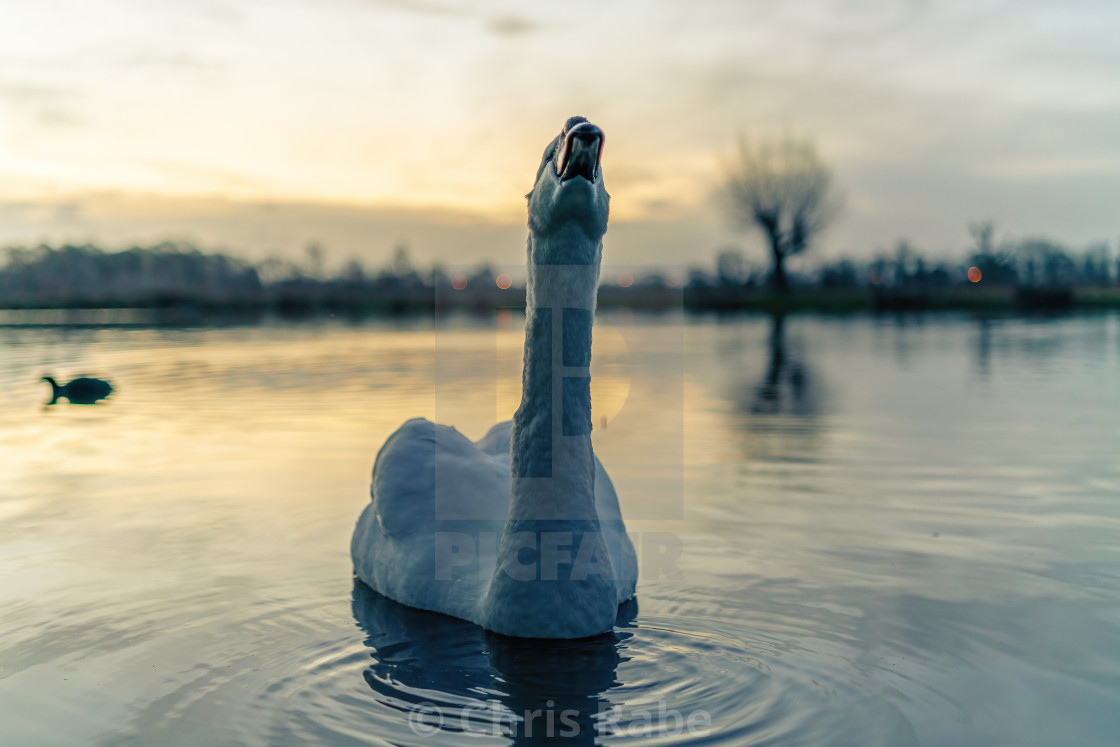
[218,582,922,746]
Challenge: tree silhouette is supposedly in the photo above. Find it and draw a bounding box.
[720,135,841,292]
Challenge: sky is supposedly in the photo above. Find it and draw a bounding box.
[1,0,1118,272]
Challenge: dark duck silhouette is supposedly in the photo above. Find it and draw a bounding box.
[42,375,114,405]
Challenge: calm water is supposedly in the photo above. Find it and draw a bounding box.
[1,313,1119,746]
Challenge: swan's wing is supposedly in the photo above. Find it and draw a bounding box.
[352,418,512,622]
[369,418,511,537]
[474,420,512,459]
[593,457,639,603]
[365,418,440,539]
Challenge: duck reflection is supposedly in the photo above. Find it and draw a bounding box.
[352,579,634,744]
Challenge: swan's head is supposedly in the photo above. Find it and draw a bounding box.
[527,116,610,247]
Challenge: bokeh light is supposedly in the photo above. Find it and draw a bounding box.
[451,274,468,290]
[617,272,634,288]
[968,267,982,283]
[495,273,512,290]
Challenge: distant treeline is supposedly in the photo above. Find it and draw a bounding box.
[2,232,1118,315]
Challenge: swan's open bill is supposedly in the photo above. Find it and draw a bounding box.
[351,116,637,639]
[42,375,114,405]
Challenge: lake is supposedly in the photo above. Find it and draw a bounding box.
[1,312,1118,745]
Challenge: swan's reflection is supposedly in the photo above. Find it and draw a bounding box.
[352,579,635,744]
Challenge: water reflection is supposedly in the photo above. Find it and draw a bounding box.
[975,318,992,377]
[352,580,635,744]
[734,313,822,459]
[746,314,817,418]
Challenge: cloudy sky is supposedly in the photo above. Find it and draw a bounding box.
[1,0,1117,271]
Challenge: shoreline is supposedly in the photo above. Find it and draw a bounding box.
[1,287,1118,328]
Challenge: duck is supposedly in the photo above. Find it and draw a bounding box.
[42,375,114,405]
[351,116,637,639]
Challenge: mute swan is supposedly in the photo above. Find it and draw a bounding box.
[351,116,638,639]
[42,375,114,405]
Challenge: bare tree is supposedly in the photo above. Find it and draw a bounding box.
[720,135,841,292]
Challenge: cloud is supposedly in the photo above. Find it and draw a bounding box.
[487,15,537,36]
[0,84,66,104]
[350,0,467,18]
[0,83,84,129]
[36,108,84,127]
[136,158,272,191]
[0,192,743,271]
[119,50,224,73]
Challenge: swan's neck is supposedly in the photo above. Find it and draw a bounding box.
[480,186,617,637]
[509,227,602,521]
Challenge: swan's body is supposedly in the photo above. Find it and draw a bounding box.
[352,117,637,639]
[42,375,113,405]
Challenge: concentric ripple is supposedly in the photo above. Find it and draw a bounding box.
[236,582,922,746]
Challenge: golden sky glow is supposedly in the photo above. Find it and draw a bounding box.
[2,0,1119,266]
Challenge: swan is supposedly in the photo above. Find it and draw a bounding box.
[42,375,114,405]
[351,116,638,639]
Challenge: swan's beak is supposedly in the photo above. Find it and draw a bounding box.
[556,122,603,183]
